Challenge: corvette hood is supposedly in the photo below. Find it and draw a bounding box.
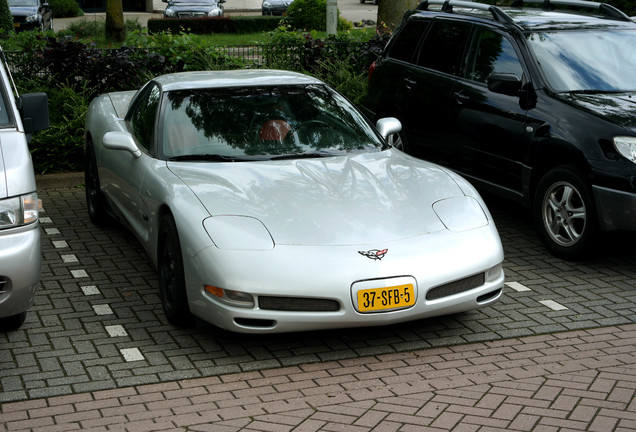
[169,150,485,246]
[559,92,636,129]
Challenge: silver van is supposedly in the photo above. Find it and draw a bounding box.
[0,51,49,329]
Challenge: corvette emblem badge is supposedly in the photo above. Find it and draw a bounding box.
[358,249,388,260]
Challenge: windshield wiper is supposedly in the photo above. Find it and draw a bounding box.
[167,154,249,162]
[563,89,629,95]
[268,151,333,161]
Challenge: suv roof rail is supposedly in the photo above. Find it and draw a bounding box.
[416,0,515,24]
[510,0,631,22]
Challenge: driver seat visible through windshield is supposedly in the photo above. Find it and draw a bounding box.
[258,119,291,142]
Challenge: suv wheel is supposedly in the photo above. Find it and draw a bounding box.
[534,166,596,260]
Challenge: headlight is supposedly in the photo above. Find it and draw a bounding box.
[208,8,222,16]
[165,8,176,16]
[614,136,636,164]
[0,193,38,229]
[263,1,272,7]
[24,13,40,24]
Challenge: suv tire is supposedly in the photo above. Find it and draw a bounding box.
[534,166,596,260]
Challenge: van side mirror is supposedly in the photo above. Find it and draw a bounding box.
[488,73,523,96]
[19,92,50,134]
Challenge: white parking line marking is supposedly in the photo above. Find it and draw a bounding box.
[506,282,532,292]
[45,228,60,235]
[121,348,145,362]
[105,325,128,337]
[92,304,113,315]
[39,217,52,224]
[81,285,101,296]
[62,254,78,263]
[52,240,68,248]
[539,300,568,311]
[71,269,89,278]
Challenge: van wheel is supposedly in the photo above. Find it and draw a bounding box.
[534,166,596,260]
[0,312,27,330]
[85,143,110,226]
[158,213,193,326]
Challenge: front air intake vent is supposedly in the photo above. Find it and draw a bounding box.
[426,273,485,301]
[259,296,340,312]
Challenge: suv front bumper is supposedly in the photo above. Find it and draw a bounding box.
[0,223,41,318]
[593,185,636,231]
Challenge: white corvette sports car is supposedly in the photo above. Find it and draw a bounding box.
[84,69,505,333]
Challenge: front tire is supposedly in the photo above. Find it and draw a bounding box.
[534,166,596,260]
[158,213,193,326]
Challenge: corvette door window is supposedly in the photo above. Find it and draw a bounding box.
[129,83,160,151]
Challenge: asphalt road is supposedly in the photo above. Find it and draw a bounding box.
[1,177,635,403]
[54,0,379,31]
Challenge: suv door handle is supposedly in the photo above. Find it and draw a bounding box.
[404,77,417,89]
[453,91,470,105]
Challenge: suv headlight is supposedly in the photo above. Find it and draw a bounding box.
[164,8,176,16]
[263,1,272,8]
[614,136,636,164]
[208,8,221,16]
[0,193,38,229]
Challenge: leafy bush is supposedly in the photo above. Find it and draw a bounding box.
[18,80,91,174]
[287,0,328,30]
[49,0,82,18]
[0,0,13,37]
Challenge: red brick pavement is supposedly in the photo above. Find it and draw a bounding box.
[2,324,635,431]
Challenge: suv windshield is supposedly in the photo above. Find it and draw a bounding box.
[160,85,385,160]
[527,29,636,93]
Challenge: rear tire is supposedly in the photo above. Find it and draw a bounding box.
[85,143,110,226]
[534,166,596,260]
[158,213,193,326]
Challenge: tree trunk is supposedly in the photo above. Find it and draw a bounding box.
[105,0,126,43]
[377,0,420,32]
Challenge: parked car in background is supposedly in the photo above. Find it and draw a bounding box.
[0,50,49,330]
[84,69,504,334]
[8,0,52,32]
[163,0,224,18]
[364,0,636,260]
[261,0,293,16]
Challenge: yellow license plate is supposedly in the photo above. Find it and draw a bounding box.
[357,284,415,312]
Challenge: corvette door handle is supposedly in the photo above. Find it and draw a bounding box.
[404,77,417,90]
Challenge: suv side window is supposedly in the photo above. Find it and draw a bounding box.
[128,83,161,152]
[467,28,523,83]
[416,20,471,75]
[388,19,430,63]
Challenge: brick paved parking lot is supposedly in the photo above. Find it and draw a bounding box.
[1,176,635,431]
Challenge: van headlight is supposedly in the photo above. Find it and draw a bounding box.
[614,136,636,164]
[0,193,38,229]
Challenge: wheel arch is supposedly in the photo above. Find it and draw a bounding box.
[528,139,593,205]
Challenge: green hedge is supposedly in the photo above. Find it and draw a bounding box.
[147,16,285,34]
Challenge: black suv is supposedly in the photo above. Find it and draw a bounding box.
[364,0,636,259]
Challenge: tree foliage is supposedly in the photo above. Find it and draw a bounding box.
[0,0,13,37]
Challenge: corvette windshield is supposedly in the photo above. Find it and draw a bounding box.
[160,84,386,160]
[527,29,636,93]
